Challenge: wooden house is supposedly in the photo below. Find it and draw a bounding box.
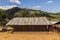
[6,17,52,32]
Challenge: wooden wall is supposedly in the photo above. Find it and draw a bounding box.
[11,25,52,32]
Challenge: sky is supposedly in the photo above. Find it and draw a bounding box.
[0,0,60,13]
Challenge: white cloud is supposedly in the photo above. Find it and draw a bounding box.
[32,6,41,10]
[46,0,54,4]
[10,0,21,4]
[0,5,17,10]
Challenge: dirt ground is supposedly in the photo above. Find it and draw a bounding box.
[0,32,60,40]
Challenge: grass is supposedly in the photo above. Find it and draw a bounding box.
[50,14,60,20]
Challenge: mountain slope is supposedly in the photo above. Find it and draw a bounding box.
[6,7,55,20]
[0,7,59,20]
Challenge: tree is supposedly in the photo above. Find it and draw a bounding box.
[0,10,9,26]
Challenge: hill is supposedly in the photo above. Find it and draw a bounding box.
[0,7,60,21]
[5,7,56,20]
[50,12,60,20]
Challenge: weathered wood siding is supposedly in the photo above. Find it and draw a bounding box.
[11,25,52,32]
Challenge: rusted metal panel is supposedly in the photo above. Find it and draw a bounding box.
[50,21,59,24]
[6,17,52,26]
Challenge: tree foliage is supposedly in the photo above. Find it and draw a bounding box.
[0,10,9,26]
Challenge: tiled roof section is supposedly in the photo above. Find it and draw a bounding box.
[6,17,52,26]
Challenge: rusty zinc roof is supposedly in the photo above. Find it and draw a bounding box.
[6,17,52,26]
[50,21,59,24]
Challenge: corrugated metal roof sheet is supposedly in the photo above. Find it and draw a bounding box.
[6,17,52,26]
[50,21,59,24]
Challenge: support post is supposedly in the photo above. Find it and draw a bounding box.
[47,25,48,29]
[47,25,49,31]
